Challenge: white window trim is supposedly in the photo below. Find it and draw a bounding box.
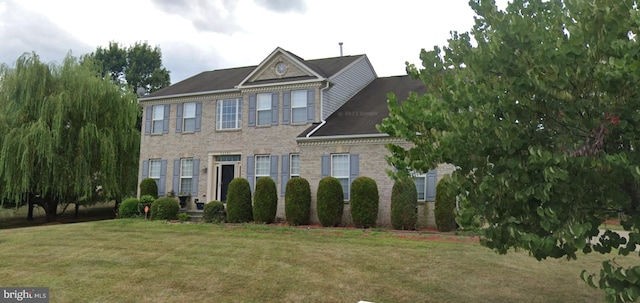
[331,154,350,199]
[255,155,271,185]
[152,106,164,134]
[413,172,427,202]
[290,154,300,178]
[291,90,307,124]
[180,158,194,195]
[256,93,272,126]
[217,98,241,130]
[149,159,162,182]
[183,102,196,132]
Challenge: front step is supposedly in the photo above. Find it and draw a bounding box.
[180,210,203,222]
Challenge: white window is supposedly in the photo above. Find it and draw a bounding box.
[291,90,307,124]
[331,154,350,199]
[217,98,242,130]
[255,155,270,185]
[152,105,164,134]
[414,174,427,201]
[257,93,272,126]
[183,103,196,132]
[180,158,194,195]
[290,154,300,178]
[149,159,162,183]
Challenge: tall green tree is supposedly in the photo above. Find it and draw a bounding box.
[0,53,140,221]
[378,0,640,301]
[88,41,170,95]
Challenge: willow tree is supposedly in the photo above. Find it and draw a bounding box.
[378,0,640,301]
[0,53,140,221]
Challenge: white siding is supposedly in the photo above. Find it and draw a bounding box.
[322,56,376,119]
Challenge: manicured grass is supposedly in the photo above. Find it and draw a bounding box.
[0,220,629,302]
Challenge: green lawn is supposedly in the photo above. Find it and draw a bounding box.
[0,219,628,302]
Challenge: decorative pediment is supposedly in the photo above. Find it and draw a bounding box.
[237,47,324,87]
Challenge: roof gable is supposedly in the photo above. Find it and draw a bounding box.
[238,47,324,87]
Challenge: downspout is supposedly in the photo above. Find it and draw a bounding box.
[305,80,330,137]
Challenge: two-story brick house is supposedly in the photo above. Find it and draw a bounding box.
[138,47,453,227]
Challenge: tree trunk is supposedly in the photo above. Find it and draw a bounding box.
[74,203,80,218]
[44,200,59,222]
[27,199,34,221]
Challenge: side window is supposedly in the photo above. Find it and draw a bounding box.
[291,90,307,124]
[256,93,271,126]
[152,105,164,134]
[216,98,242,130]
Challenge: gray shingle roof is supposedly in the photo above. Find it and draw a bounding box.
[142,52,365,99]
[300,75,426,138]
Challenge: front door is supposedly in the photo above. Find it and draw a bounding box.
[219,164,235,202]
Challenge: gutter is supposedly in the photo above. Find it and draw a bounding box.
[297,133,390,142]
[138,88,240,102]
[305,80,331,138]
[236,78,325,89]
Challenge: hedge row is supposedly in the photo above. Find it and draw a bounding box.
[127,175,456,231]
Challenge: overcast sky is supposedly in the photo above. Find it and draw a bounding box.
[0,0,509,84]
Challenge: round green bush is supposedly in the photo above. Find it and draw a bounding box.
[253,177,277,224]
[316,177,344,227]
[119,198,140,218]
[391,178,418,230]
[284,178,310,226]
[226,178,253,223]
[140,178,159,199]
[150,197,180,220]
[435,175,457,232]
[203,201,226,223]
[350,176,379,228]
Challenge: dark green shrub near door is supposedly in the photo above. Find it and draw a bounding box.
[226,178,253,223]
[253,177,277,224]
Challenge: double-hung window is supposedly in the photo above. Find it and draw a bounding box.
[255,155,271,185]
[182,103,196,132]
[152,106,164,134]
[149,159,162,184]
[290,154,300,178]
[331,154,350,199]
[291,90,307,124]
[256,93,272,126]
[413,170,437,201]
[180,158,194,195]
[217,98,242,130]
[414,173,427,201]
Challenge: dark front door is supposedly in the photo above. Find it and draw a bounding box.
[220,164,235,202]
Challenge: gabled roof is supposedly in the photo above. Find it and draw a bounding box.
[300,75,426,138]
[142,66,255,99]
[141,48,365,100]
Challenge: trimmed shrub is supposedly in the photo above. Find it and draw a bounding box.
[139,195,155,215]
[316,177,344,227]
[140,178,159,199]
[253,177,277,224]
[391,178,418,230]
[284,178,311,226]
[178,213,190,222]
[203,201,226,223]
[350,176,379,228]
[150,197,180,220]
[226,178,253,223]
[435,175,457,232]
[119,198,140,218]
